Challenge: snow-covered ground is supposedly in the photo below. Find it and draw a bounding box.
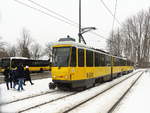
[0,69,149,113]
[112,69,150,113]
[0,78,53,105]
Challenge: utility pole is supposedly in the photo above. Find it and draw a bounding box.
[79,0,81,43]
[78,0,96,44]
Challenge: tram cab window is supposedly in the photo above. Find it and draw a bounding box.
[86,50,93,67]
[70,47,76,67]
[52,47,70,67]
[78,49,84,67]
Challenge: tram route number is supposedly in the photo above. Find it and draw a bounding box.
[86,72,94,78]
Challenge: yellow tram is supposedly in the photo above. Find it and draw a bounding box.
[50,39,134,90]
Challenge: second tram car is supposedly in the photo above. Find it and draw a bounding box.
[50,39,134,90]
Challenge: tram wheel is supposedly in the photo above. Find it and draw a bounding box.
[49,82,56,89]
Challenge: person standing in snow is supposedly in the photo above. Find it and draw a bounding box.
[24,66,34,85]
[9,68,16,89]
[3,67,12,90]
[10,68,18,89]
[16,64,25,91]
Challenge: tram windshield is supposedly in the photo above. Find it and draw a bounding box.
[52,47,70,67]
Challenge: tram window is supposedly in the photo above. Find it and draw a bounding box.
[116,58,120,66]
[120,59,123,66]
[78,49,84,67]
[119,59,123,66]
[130,61,131,66]
[114,58,117,66]
[0,59,1,67]
[126,61,129,66]
[106,56,111,66]
[127,61,131,66]
[122,59,126,66]
[120,59,122,66]
[86,50,93,67]
[115,58,118,66]
[131,62,134,66]
[70,47,76,67]
[123,60,126,66]
[100,54,105,66]
[118,59,121,66]
[95,52,100,66]
[123,60,125,66]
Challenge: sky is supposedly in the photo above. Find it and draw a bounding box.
[0,0,150,50]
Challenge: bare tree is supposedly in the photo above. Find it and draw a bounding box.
[0,37,5,50]
[30,43,42,60]
[107,8,150,67]
[107,29,124,57]
[6,45,17,57]
[44,42,53,61]
[18,28,32,58]
[141,9,150,63]
[122,10,150,66]
[0,37,8,58]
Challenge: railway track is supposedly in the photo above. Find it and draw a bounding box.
[19,91,78,113]
[108,71,144,113]
[0,70,143,113]
[22,71,142,113]
[0,90,58,106]
[63,71,144,113]
[0,89,78,113]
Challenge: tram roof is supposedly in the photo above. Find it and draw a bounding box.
[52,41,127,60]
[1,57,28,60]
[52,41,93,49]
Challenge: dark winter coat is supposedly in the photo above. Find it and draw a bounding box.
[3,68,10,82]
[16,66,25,79]
[24,69,31,80]
[10,70,18,83]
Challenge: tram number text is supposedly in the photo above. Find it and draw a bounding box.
[86,72,94,78]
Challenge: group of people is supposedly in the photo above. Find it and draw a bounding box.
[3,64,34,91]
